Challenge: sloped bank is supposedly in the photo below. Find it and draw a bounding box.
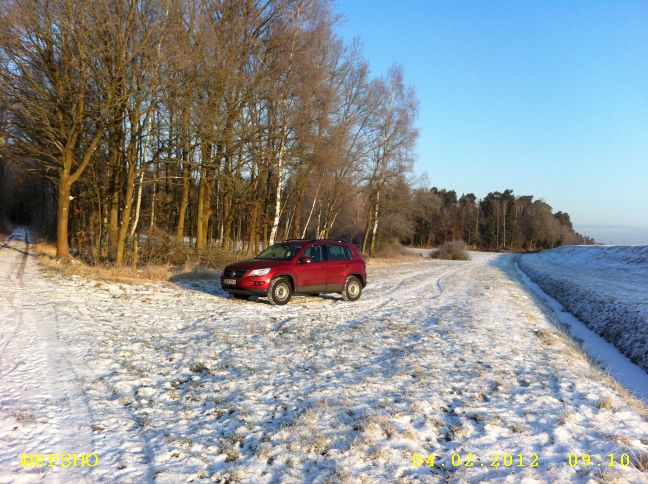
[519,246,648,373]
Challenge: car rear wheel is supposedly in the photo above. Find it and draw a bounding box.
[268,277,292,305]
[341,276,362,301]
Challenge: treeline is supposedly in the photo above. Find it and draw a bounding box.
[0,1,590,265]
[407,188,594,251]
[0,0,417,264]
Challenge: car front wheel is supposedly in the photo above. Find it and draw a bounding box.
[341,276,362,301]
[268,277,292,305]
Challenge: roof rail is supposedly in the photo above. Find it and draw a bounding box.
[281,238,348,243]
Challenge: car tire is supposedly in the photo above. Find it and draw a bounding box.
[341,276,362,301]
[232,294,248,300]
[268,277,292,305]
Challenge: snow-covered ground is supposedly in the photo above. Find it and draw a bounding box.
[519,246,648,374]
[2,230,648,483]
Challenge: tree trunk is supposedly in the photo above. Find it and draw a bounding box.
[176,159,190,245]
[268,126,287,246]
[247,199,259,256]
[369,189,381,258]
[130,111,154,242]
[108,166,120,260]
[300,182,320,239]
[196,167,207,252]
[56,176,71,259]
[262,222,268,249]
[176,111,191,245]
[292,188,302,239]
[115,140,137,266]
[221,195,233,250]
[361,201,373,255]
[196,140,212,253]
[150,163,157,230]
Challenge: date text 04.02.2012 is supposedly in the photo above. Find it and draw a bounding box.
[411,453,538,468]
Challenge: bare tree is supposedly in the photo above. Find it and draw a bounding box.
[361,66,418,257]
[0,0,117,257]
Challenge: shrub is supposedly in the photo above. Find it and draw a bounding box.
[136,229,239,269]
[431,240,470,261]
[375,238,405,258]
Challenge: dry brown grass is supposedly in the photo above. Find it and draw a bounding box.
[534,328,557,346]
[34,229,243,286]
[627,449,648,472]
[374,239,404,258]
[431,240,470,261]
[596,396,614,410]
[30,241,57,257]
[35,232,243,285]
[38,256,172,284]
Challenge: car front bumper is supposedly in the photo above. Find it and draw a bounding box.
[221,276,271,295]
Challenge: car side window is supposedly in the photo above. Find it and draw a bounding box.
[342,246,353,260]
[326,244,346,261]
[302,245,322,262]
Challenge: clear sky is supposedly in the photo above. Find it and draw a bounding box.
[333,0,648,238]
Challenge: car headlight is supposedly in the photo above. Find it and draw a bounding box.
[248,268,271,277]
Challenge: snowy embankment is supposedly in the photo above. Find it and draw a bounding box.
[519,246,648,374]
[2,230,648,483]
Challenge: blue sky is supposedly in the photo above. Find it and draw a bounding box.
[333,0,648,239]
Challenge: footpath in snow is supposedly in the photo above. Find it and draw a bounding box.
[1,231,648,483]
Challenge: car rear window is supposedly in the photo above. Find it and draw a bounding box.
[326,244,347,261]
[302,245,323,262]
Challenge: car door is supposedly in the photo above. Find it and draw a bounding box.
[295,244,327,292]
[324,244,348,292]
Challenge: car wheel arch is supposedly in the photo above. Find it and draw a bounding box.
[350,273,365,286]
[272,273,295,291]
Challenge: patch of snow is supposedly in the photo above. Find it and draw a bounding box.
[1,231,648,482]
[519,246,648,372]
[515,257,648,403]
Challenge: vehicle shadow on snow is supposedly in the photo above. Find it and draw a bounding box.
[169,271,337,305]
[170,271,236,299]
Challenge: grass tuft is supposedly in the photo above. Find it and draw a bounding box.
[596,396,614,410]
[534,328,557,346]
[430,240,470,261]
[628,449,648,472]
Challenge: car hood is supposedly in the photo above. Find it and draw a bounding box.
[224,259,291,271]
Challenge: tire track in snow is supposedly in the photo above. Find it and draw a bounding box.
[270,261,476,340]
[372,261,476,312]
[0,227,29,378]
[0,228,99,482]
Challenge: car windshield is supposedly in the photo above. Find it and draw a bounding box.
[255,244,302,261]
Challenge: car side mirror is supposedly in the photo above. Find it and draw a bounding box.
[299,257,312,264]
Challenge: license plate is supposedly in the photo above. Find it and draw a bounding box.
[224,278,237,286]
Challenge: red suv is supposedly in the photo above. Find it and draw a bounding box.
[221,239,366,305]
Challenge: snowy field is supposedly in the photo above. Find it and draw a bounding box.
[519,246,648,373]
[1,230,648,483]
